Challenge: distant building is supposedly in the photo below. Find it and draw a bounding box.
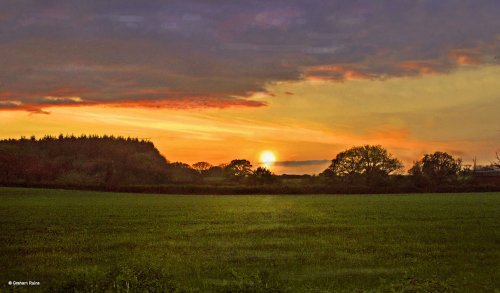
[474,166,500,186]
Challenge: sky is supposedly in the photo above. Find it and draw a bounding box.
[1,0,499,174]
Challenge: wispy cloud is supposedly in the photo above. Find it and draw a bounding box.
[274,160,330,167]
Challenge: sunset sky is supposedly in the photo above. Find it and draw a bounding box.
[1,1,499,174]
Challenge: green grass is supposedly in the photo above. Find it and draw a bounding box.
[0,187,499,292]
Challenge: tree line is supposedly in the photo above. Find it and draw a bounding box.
[0,135,498,193]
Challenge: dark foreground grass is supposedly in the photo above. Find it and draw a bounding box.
[0,187,498,292]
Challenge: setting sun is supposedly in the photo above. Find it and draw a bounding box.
[260,150,277,166]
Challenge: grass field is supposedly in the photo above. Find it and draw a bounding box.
[0,187,499,292]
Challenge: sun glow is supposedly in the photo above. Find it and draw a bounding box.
[260,150,277,167]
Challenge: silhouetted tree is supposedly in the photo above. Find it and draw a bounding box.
[410,151,461,184]
[225,159,252,181]
[0,135,171,186]
[204,165,225,178]
[0,144,18,182]
[408,161,423,177]
[319,168,336,182]
[250,167,276,185]
[167,162,200,183]
[192,161,212,174]
[323,145,403,184]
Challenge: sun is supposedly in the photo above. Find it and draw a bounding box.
[260,150,277,166]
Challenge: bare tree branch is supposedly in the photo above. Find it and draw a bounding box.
[495,150,500,167]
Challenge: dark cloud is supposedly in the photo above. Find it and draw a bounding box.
[0,0,499,112]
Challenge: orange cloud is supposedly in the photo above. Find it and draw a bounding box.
[304,65,371,82]
[397,61,442,75]
[448,51,479,65]
[105,97,266,110]
[0,91,266,114]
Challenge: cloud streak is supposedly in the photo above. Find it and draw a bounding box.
[273,160,330,167]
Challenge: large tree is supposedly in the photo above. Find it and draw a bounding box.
[250,167,276,185]
[192,161,212,173]
[323,145,403,183]
[225,159,252,180]
[409,151,461,184]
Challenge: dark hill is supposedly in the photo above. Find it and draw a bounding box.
[0,135,170,186]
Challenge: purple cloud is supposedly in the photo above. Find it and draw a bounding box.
[0,0,499,112]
